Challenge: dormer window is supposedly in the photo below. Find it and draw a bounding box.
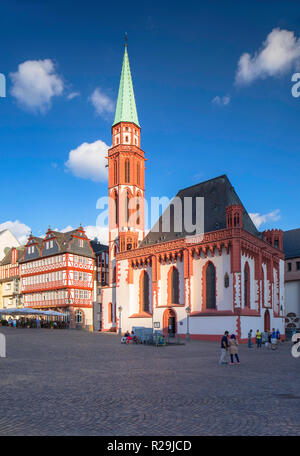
[79,239,84,248]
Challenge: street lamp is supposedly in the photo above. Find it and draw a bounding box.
[118,305,122,335]
[185,306,191,342]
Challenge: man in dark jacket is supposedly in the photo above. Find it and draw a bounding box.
[219,331,229,364]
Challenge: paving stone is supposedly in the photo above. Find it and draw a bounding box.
[0,327,299,436]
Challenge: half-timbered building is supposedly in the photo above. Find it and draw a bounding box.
[20,226,95,329]
[0,246,25,310]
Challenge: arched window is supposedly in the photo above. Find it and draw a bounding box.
[137,162,140,186]
[75,310,83,323]
[108,302,113,323]
[171,267,179,304]
[136,195,140,225]
[114,160,118,185]
[140,271,150,312]
[126,192,130,224]
[244,262,250,308]
[261,266,265,306]
[114,192,118,225]
[167,266,180,305]
[205,262,216,309]
[125,159,130,183]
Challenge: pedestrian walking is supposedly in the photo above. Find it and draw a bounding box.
[255,329,262,348]
[228,334,240,365]
[248,329,253,348]
[276,328,281,344]
[219,331,229,364]
[271,328,277,350]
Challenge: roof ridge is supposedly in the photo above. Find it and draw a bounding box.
[176,174,229,194]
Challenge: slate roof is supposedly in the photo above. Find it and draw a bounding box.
[0,246,25,266]
[20,228,95,262]
[90,240,109,254]
[141,175,261,246]
[284,229,300,259]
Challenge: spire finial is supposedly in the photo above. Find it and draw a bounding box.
[124,32,128,48]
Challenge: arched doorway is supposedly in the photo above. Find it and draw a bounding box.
[163,308,177,337]
[264,309,270,332]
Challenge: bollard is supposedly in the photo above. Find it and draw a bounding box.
[0,333,6,358]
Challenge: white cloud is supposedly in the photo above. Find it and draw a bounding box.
[249,209,281,229]
[59,225,108,245]
[60,225,74,233]
[0,220,31,244]
[89,88,114,117]
[212,95,231,106]
[84,225,109,245]
[236,28,300,85]
[10,59,64,113]
[65,139,109,182]
[67,91,80,100]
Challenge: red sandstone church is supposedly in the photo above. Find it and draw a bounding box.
[102,44,285,341]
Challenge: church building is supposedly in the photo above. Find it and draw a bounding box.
[101,44,285,342]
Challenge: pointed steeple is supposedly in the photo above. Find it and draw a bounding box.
[113,43,140,127]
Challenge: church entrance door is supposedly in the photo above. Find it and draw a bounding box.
[264,309,270,332]
[163,308,177,337]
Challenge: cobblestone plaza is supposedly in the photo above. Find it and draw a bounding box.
[0,328,299,436]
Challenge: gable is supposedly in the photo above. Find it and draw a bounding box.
[141,175,261,246]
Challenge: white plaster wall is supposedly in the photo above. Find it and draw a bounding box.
[240,317,264,339]
[279,259,285,315]
[189,316,237,335]
[192,248,232,312]
[285,281,300,317]
[102,286,113,330]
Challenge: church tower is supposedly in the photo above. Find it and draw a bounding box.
[107,42,145,284]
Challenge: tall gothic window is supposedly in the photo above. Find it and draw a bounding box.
[205,262,216,309]
[112,267,116,284]
[244,262,250,308]
[261,266,265,306]
[171,267,179,304]
[126,192,130,224]
[125,159,130,183]
[137,162,140,186]
[114,161,118,185]
[114,192,118,225]
[140,271,150,312]
[108,302,113,323]
[136,196,140,225]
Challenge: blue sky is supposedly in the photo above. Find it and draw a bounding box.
[0,0,300,244]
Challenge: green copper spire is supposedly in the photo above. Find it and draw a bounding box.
[113,44,140,127]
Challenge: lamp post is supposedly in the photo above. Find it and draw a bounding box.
[118,305,122,335]
[185,306,191,342]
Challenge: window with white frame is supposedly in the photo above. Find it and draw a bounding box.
[75,310,83,323]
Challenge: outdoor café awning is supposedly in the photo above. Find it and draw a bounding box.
[0,308,68,317]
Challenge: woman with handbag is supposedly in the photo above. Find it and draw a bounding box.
[228,334,240,365]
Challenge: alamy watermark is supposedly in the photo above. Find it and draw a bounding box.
[291,73,300,98]
[0,73,6,98]
[291,333,300,358]
[95,193,205,242]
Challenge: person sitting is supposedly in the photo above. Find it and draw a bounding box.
[131,330,138,344]
[124,330,130,337]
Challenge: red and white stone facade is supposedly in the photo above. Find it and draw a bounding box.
[101,48,286,341]
[20,227,95,329]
